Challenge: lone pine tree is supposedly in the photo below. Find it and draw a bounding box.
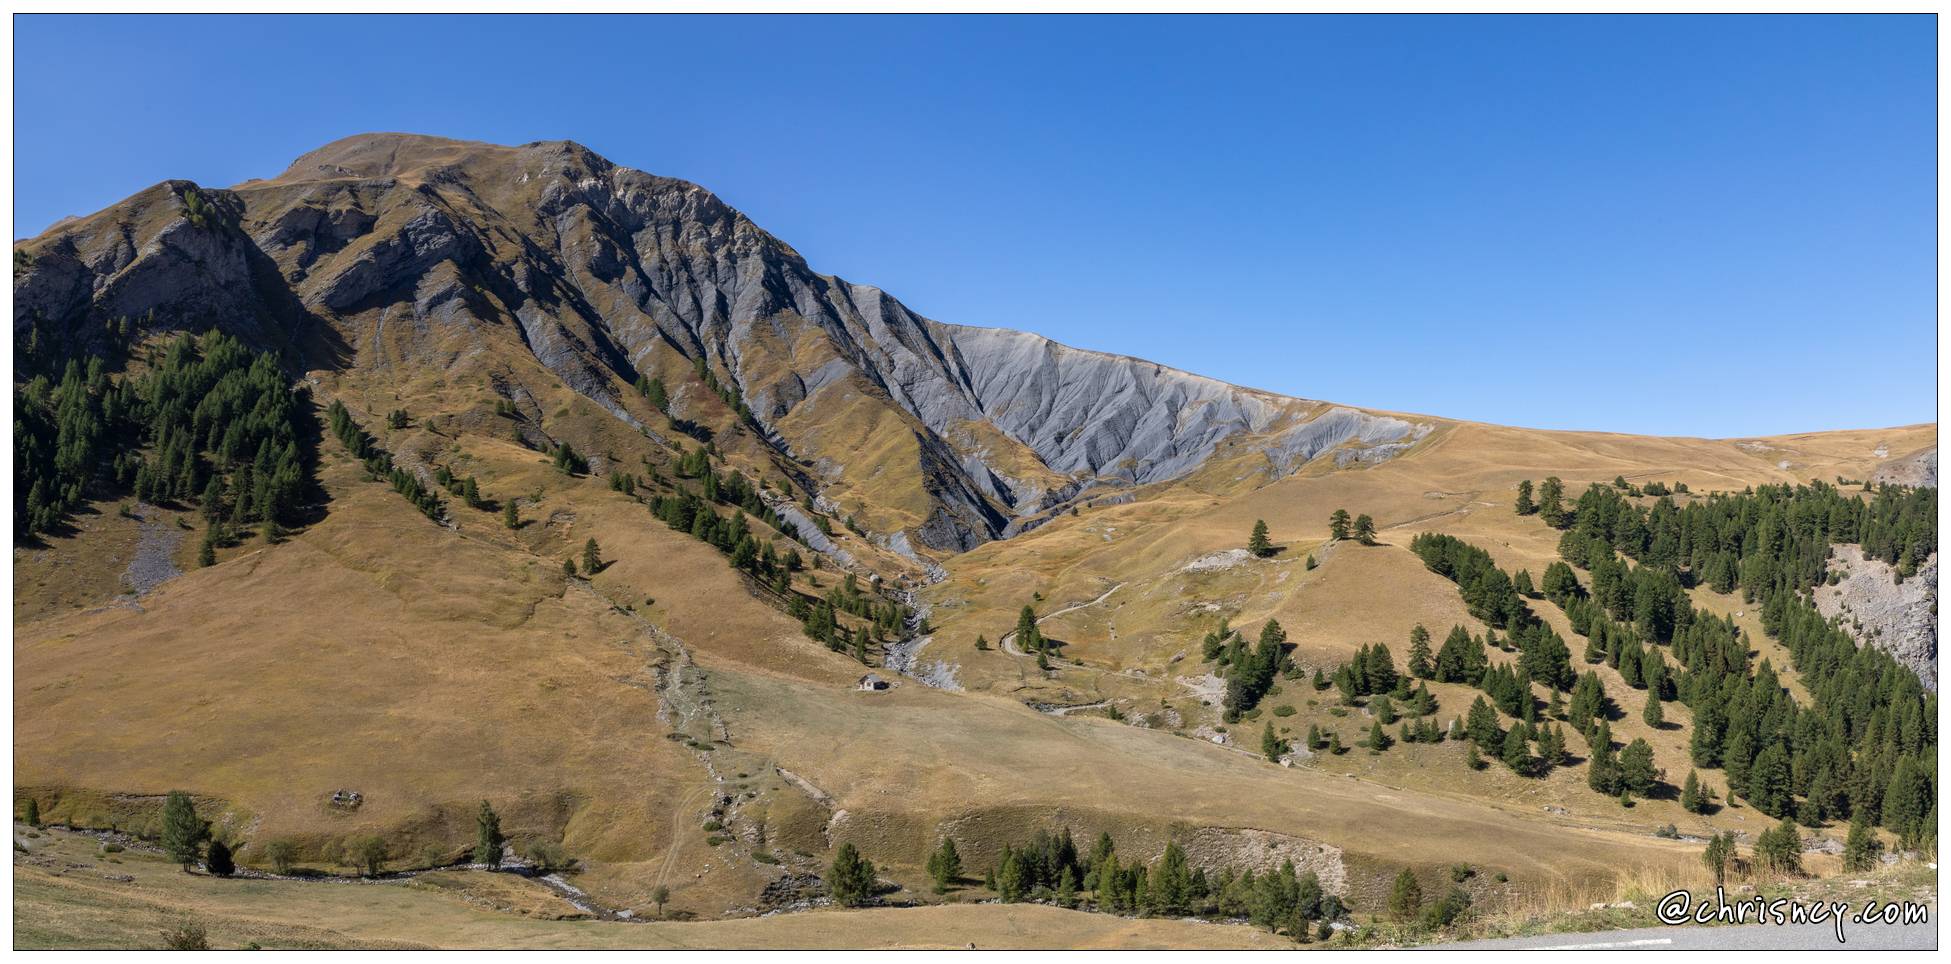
[475,800,505,868]
[205,839,235,877]
[1262,721,1287,762]
[1407,625,1434,679]
[1388,868,1423,921]
[828,842,877,907]
[1248,519,1274,557]
[926,837,963,893]
[160,790,206,870]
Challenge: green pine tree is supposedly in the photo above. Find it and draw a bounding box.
[205,839,235,877]
[1353,514,1377,545]
[160,790,206,870]
[474,800,505,868]
[1248,519,1274,557]
[926,837,963,893]
[1262,721,1287,762]
[1407,625,1434,679]
[828,842,877,907]
[1842,810,1883,872]
[1387,867,1423,921]
[1643,692,1664,728]
[1702,832,1735,885]
[1500,726,1531,775]
[1514,479,1536,515]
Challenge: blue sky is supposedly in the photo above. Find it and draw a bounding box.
[14,14,1936,436]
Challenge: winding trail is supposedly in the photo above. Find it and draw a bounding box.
[999,582,1126,656]
[655,784,717,893]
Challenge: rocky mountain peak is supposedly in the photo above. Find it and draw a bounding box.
[14,133,1432,555]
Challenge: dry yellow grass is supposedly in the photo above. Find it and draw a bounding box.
[13,332,1929,943]
[13,826,1292,949]
[921,414,1930,865]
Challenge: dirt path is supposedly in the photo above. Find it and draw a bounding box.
[1378,495,1496,535]
[568,582,819,894]
[1000,582,1126,656]
[655,783,717,893]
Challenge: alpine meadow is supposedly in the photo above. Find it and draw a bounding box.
[8,14,1941,953]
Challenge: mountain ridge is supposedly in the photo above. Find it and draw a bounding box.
[14,131,1430,554]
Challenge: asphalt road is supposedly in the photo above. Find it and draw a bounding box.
[1434,916,1936,950]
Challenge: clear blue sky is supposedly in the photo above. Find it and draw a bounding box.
[15,14,1936,436]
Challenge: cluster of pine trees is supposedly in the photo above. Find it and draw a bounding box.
[1552,478,1933,583]
[1408,539,1579,692]
[1327,508,1377,544]
[326,400,444,522]
[794,572,912,663]
[643,442,920,662]
[17,356,117,537]
[14,309,141,383]
[677,458,799,539]
[1201,619,1290,721]
[1458,692,1579,779]
[1360,625,1567,778]
[652,490,793,582]
[1014,604,1053,666]
[633,374,670,415]
[648,452,807,592]
[549,440,589,475]
[16,331,311,540]
[1529,480,1934,841]
[968,827,1350,941]
[636,372,714,443]
[693,358,754,425]
[1408,533,1532,630]
[1331,642,1398,700]
[432,464,487,510]
[1297,640,1445,753]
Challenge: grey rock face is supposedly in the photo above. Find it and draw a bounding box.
[15,181,271,347]
[1816,545,1938,690]
[1259,408,1426,476]
[936,325,1286,484]
[1872,446,1937,489]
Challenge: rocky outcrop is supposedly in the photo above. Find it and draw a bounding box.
[1816,545,1938,690]
[1176,827,1347,896]
[15,133,1432,554]
[1873,445,1937,488]
[13,182,302,354]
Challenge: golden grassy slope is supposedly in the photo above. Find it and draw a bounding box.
[922,416,1933,847]
[13,315,1929,942]
[14,826,1291,950]
[17,387,1742,933]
